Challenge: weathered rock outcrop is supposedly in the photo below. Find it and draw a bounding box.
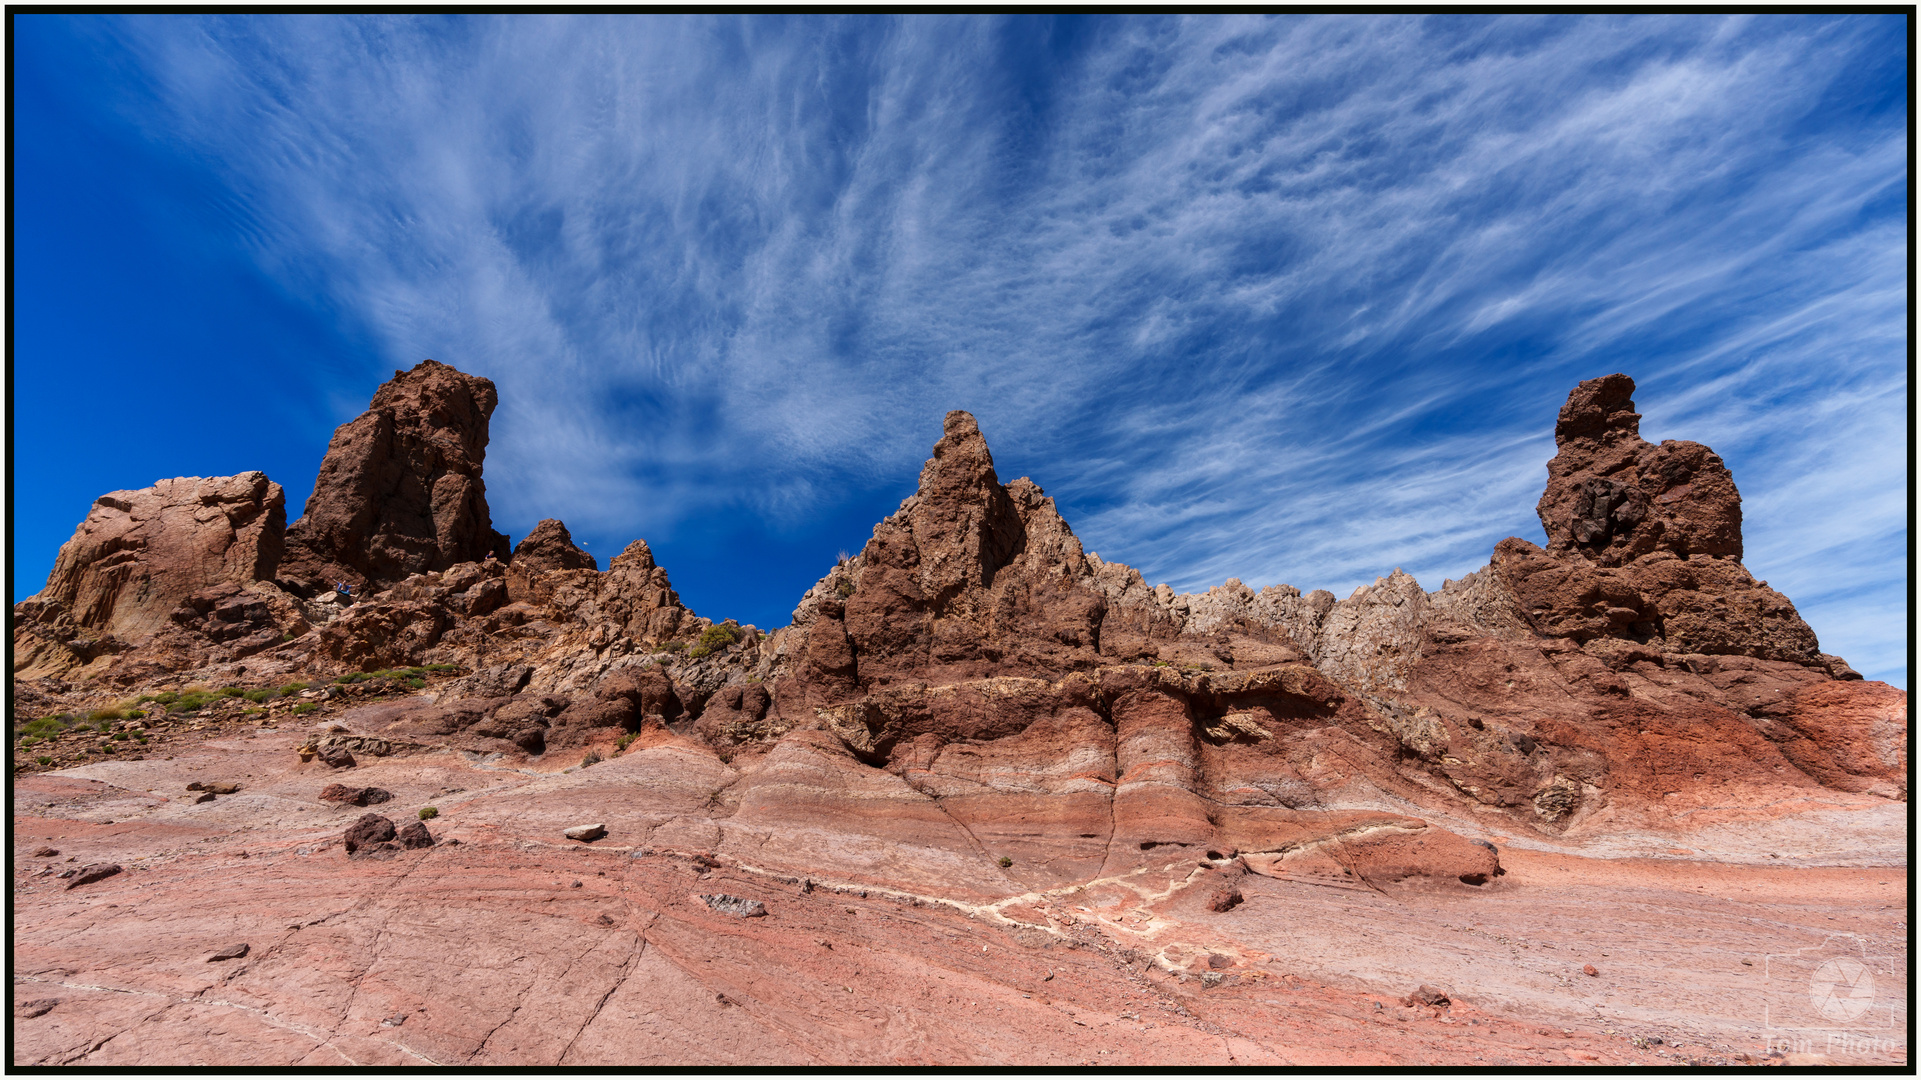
[280,359,510,593]
[29,472,286,641]
[15,366,1900,853]
[507,519,598,601]
[13,473,297,680]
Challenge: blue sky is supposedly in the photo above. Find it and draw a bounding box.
[10,14,1909,686]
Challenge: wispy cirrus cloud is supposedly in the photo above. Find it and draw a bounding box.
[57,13,1906,682]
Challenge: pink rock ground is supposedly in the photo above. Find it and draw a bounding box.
[12,723,1905,1067]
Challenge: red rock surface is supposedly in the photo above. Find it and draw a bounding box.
[12,366,1906,1066]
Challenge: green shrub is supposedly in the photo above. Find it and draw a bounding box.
[405,678,426,690]
[836,579,857,599]
[127,710,145,719]
[88,708,126,722]
[660,640,687,654]
[111,731,129,741]
[616,731,639,753]
[217,687,245,698]
[18,736,37,749]
[101,744,116,754]
[419,806,439,820]
[687,623,741,660]
[335,673,369,684]
[280,682,310,695]
[998,856,1013,868]
[243,689,278,703]
[291,703,319,716]
[423,663,459,673]
[36,756,52,766]
[581,751,602,768]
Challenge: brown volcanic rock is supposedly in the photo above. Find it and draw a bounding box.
[280,359,510,593]
[507,519,598,602]
[1496,374,1818,665]
[818,411,1109,698]
[541,540,701,647]
[31,472,287,641]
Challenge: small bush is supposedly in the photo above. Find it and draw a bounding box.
[101,743,116,754]
[836,579,857,599]
[581,751,602,768]
[243,689,279,703]
[998,856,1013,868]
[405,678,426,690]
[217,687,245,698]
[127,710,145,719]
[88,708,126,722]
[419,806,439,820]
[687,623,741,660]
[18,736,37,749]
[335,673,369,684]
[291,703,319,716]
[423,663,459,673]
[36,756,52,766]
[660,640,687,654]
[616,731,639,753]
[280,682,310,695]
[111,731,129,741]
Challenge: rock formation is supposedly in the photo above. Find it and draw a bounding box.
[13,364,1906,1068]
[12,472,303,681]
[17,369,1901,829]
[279,359,510,593]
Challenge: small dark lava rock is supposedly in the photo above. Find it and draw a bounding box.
[65,863,122,889]
[1405,985,1450,1007]
[343,813,396,853]
[194,792,217,804]
[396,821,435,849]
[32,846,59,857]
[321,748,356,769]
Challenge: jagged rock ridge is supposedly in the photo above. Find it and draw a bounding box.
[13,369,1905,855]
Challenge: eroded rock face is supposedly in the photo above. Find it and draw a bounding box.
[507,519,598,602]
[811,412,1110,699]
[29,473,286,642]
[280,359,510,593]
[14,365,1898,864]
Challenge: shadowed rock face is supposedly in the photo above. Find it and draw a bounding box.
[280,359,510,593]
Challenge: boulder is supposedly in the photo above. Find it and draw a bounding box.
[343,814,396,853]
[564,823,607,842]
[396,821,435,849]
